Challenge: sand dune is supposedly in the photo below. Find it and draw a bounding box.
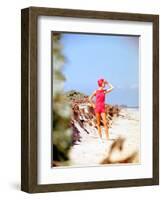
[69,108,140,166]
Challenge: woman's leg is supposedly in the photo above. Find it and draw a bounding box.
[95,112,102,139]
[101,112,109,140]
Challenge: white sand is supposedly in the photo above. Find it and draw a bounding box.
[69,108,140,166]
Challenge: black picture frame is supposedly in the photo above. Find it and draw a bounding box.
[21,6,159,193]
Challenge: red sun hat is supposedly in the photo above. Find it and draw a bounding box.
[97,78,105,87]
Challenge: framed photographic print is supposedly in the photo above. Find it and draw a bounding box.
[21,7,159,193]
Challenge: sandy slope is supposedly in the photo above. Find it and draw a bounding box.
[69,108,140,166]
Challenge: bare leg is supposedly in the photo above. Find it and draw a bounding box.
[101,112,109,140]
[95,113,102,139]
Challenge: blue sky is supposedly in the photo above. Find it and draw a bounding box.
[59,33,139,107]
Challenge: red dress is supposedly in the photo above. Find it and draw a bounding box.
[95,89,106,113]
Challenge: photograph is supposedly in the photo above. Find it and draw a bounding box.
[52,32,140,167]
[21,7,159,193]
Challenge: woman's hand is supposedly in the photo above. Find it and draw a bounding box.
[91,103,95,108]
[104,81,114,94]
[105,80,113,88]
[88,102,95,108]
[104,80,109,85]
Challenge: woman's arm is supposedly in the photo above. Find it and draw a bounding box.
[104,81,114,94]
[88,90,96,108]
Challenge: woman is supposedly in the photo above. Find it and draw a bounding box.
[89,78,114,141]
